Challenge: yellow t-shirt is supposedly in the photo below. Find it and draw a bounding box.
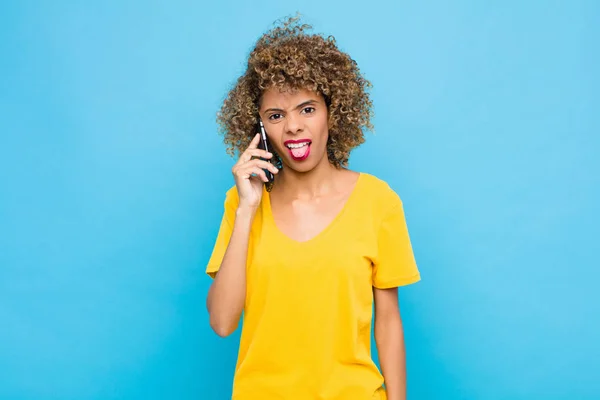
[206,172,420,400]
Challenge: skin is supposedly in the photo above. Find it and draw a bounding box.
[206,87,408,400]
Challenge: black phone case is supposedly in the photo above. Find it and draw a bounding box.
[257,121,275,184]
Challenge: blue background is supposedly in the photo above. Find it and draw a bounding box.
[1,1,598,399]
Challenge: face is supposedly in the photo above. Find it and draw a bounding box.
[259,87,329,173]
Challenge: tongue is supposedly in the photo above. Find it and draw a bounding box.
[291,145,309,158]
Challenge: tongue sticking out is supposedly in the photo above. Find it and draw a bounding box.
[290,144,310,159]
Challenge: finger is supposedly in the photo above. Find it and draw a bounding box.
[234,162,269,180]
[246,148,273,160]
[237,135,268,165]
[245,167,269,182]
[243,159,279,174]
[247,133,261,150]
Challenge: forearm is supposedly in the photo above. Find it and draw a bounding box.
[375,315,407,400]
[207,206,255,337]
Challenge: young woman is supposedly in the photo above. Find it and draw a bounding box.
[206,17,420,400]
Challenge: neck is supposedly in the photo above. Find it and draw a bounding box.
[275,157,342,199]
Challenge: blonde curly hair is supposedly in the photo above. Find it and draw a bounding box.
[216,15,373,168]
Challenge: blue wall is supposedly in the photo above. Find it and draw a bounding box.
[1,1,598,399]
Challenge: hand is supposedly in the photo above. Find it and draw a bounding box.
[231,133,279,210]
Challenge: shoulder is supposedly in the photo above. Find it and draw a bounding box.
[222,185,240,210]
[357,172,403,212]
[225,185,239,200]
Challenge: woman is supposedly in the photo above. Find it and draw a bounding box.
[206,16,420,400]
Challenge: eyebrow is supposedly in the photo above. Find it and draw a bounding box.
[264,99,319,113]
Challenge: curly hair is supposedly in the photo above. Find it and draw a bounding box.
[216,15,374,168]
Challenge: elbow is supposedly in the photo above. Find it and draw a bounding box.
[209,316,238,338]
[206,286,242,337]
[212,325,235,338]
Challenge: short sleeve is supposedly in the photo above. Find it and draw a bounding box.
[372,199,421,288]
[206,187,239,279]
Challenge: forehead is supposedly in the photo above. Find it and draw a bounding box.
[259,87,323,109]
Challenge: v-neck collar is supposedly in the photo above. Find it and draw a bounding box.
[262,172,364,246]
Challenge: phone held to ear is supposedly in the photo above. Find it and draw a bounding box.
[258,119,275,185]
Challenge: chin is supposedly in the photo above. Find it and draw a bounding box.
[292,164,318,173]
[281,156,325,174]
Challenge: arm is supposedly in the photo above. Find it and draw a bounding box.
[206,133,278,337]
[374,286,407,400]
[206,206,256,337]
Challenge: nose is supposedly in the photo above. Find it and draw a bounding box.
[284,113,303,135]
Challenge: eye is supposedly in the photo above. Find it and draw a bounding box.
[268,113,283,120]
[301,107,316,114]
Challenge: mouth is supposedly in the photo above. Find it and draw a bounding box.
[284,139,312,161]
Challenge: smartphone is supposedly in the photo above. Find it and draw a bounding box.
[257,119,275,184]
